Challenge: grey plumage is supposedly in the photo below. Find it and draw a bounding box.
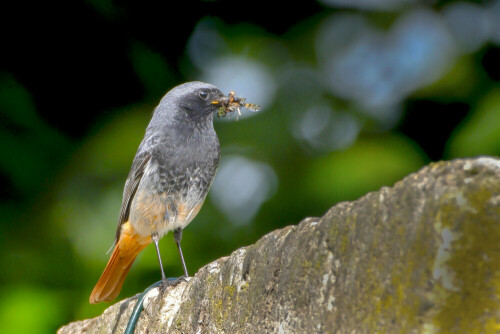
[115,81,223,241]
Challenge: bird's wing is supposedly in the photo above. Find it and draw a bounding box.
[113,151,152,244]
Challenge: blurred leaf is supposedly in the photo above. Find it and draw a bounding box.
[413,55,477,99]
[129,42,175,99]
[0,74,70,195]
[77,105,152,178]
[305,134,426,205]
[446,89,500,158]
[0,73,39,128]
[85,0,121,19]
[0,286,63,334]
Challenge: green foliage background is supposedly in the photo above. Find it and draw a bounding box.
[1,1,500,332]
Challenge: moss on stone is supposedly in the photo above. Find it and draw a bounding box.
[432,184,500,333]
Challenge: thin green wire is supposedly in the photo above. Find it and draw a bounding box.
[124,280,163,334]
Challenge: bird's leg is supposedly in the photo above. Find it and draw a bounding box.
[174,228,189,277]
[151,233,166,281]
[125,231,188,334]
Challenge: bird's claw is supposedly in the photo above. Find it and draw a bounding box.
[159,275,188,292]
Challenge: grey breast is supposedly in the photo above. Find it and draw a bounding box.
[129,120,220,236]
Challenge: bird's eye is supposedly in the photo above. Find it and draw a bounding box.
[199,90,209,100]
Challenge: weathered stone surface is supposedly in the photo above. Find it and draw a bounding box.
[58,157,500,333]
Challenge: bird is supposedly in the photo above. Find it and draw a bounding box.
[89,81,225,304]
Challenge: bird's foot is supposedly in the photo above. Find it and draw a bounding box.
[159,275,189,292]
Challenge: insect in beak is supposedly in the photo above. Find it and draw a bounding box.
[213,91,261,118]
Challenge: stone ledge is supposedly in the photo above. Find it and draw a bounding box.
[58,157,500,333]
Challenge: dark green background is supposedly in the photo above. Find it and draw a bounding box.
[1,1,499,333]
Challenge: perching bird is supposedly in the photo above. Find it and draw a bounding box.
[89,81,224,303]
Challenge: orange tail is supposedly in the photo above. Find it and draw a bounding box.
[89,222,151,304]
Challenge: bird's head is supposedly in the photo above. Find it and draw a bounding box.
[155,81,224,124]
